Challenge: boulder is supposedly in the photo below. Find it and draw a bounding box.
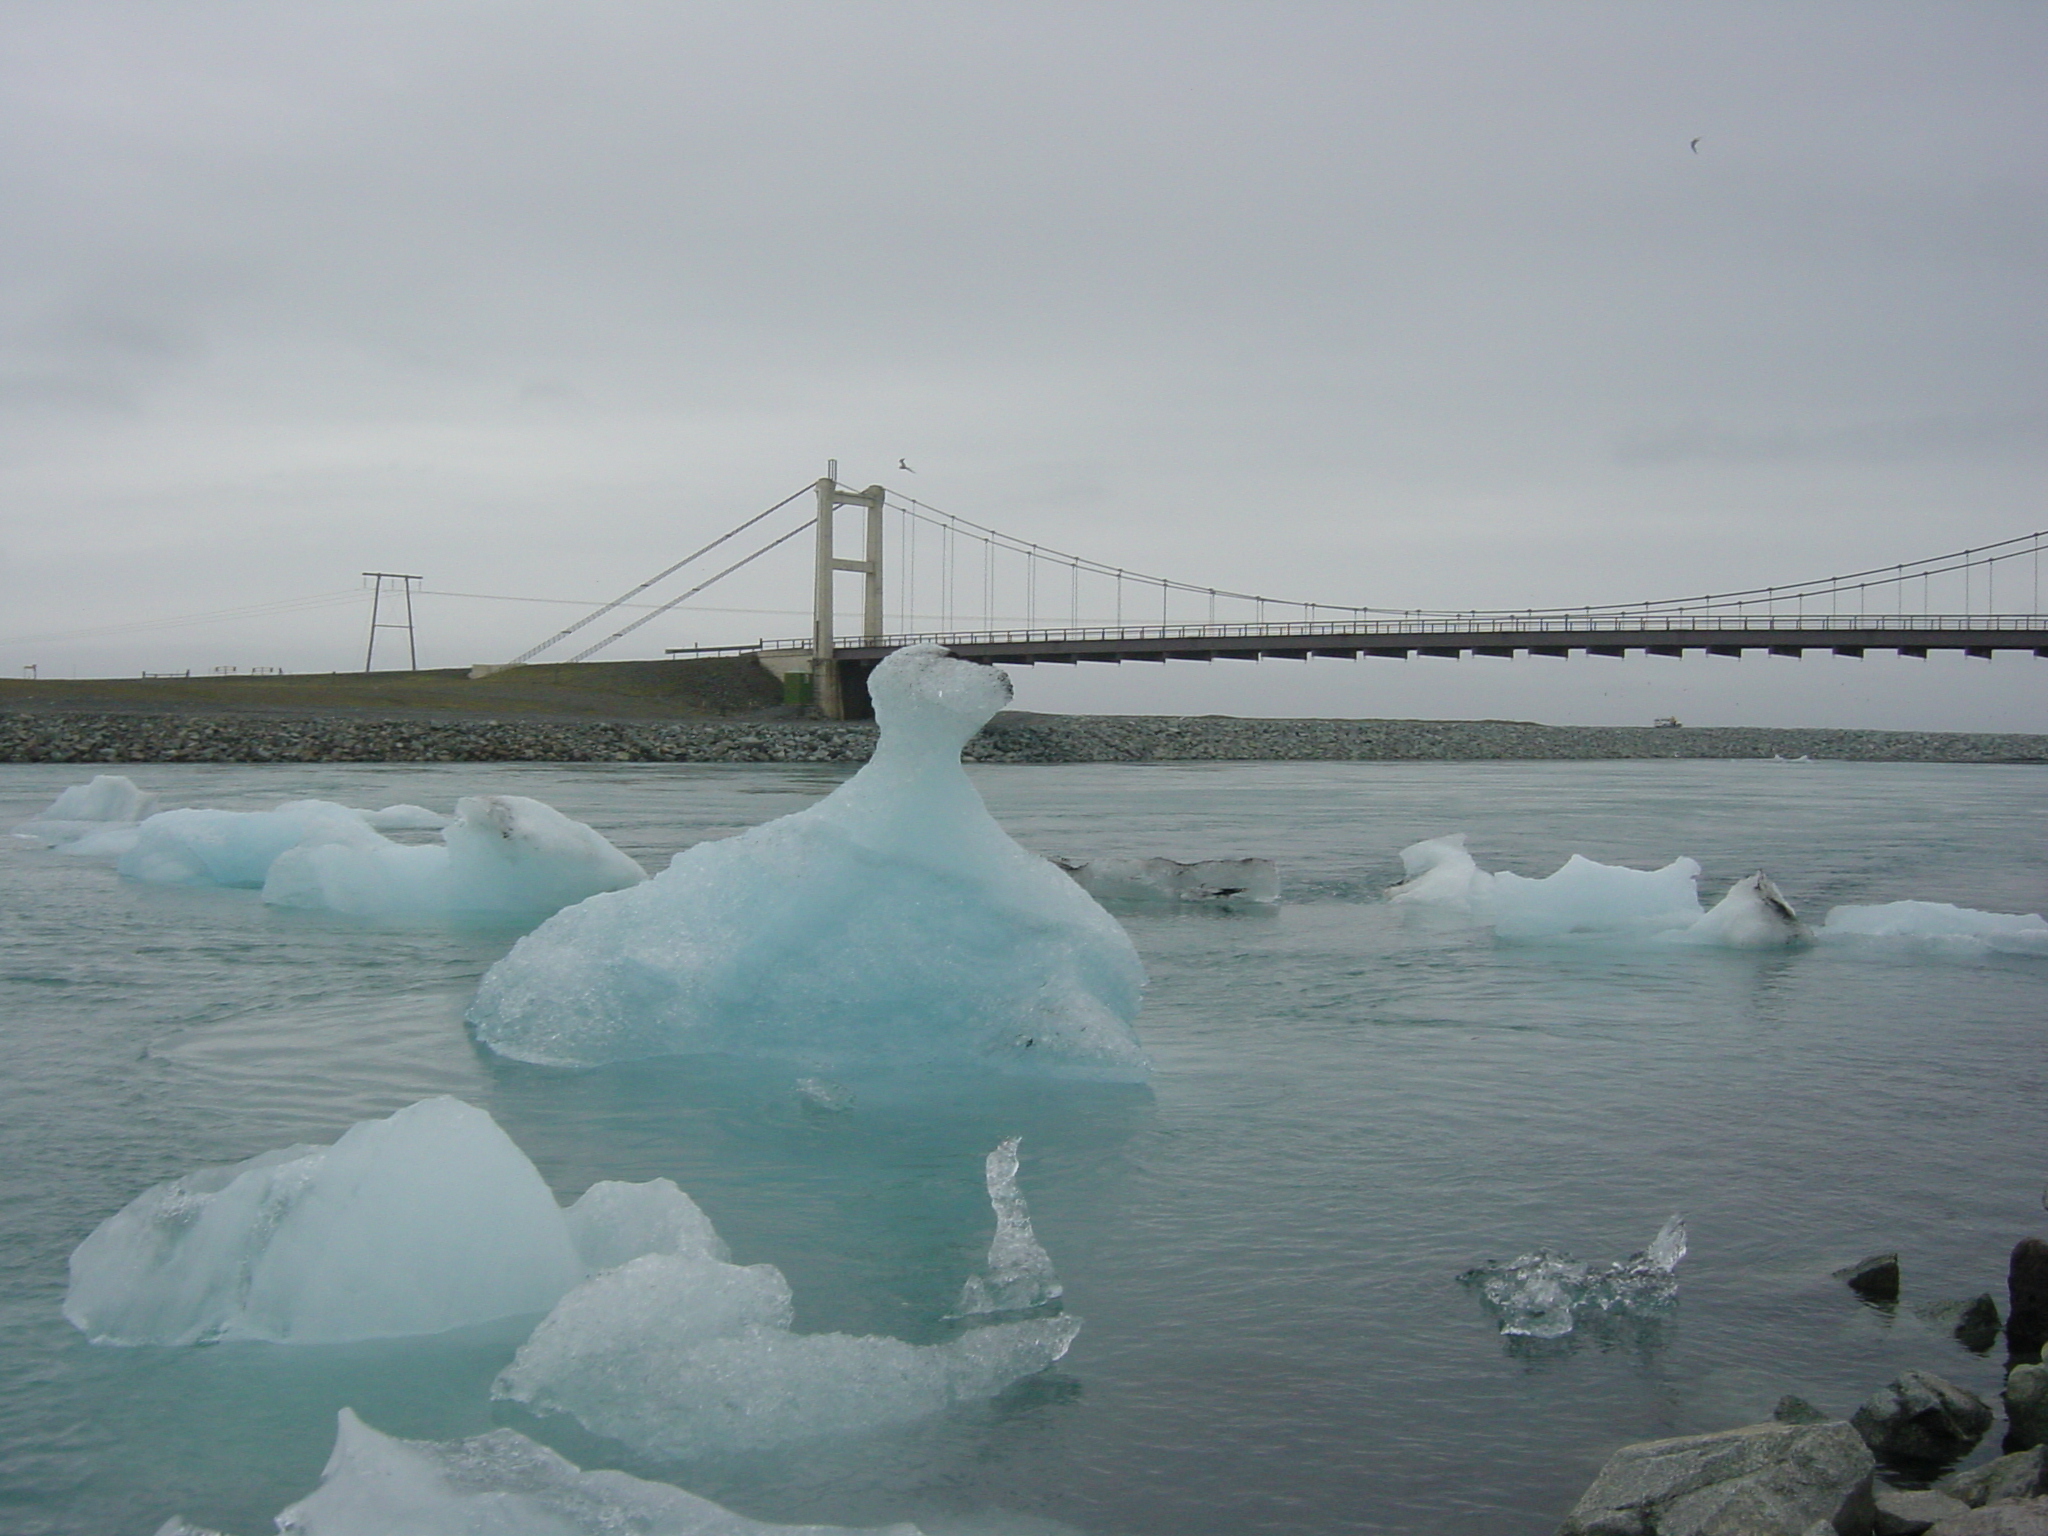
[1917,1297,2004,1355]
[1873,1484,1969,1534]
[1924,1497,2048,1533]
[1853,1373,1995,1465]
[1776,1395,1834,1425]
[1839,1255,1904,1303]
[1940,1447,2048,1508]
[2006,1366,2048,1451]
[1558,1420,1876,1536]
[2010,1242,2048,1364]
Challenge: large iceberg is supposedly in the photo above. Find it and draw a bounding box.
[263,794,647,921]
[65,1097,716,1345]
[176,1409,921,1535]
[469,644,1147,1074]
[12,773,159,848]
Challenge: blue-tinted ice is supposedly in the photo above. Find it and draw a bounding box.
[469,644,1148,1074]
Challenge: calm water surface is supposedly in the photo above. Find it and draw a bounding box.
[2,759,2045,1535]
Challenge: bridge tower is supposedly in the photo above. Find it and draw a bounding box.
[810,466,886,719]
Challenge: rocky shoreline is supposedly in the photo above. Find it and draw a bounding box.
[1,710,2044,765]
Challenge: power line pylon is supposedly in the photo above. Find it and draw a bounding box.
[362,572,422,671]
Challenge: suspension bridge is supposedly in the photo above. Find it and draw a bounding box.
[489,467,2048,719]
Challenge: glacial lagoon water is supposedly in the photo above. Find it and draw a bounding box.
[2,756,2045,1534]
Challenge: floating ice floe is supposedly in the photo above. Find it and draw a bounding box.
[1389,835,1816,948]
[12,773,159,850]
[1050,855,1280,904]
[263,793,646,921]
[1819,900,2048,957]
[495,1133,1078,1456]
[955,1137,1063,1317]
[1460,1215,1688,1339]
[82,792,641,920]
[469,644,1147,1074]
[66,1097,717,1345]
[163,1409,921,1536]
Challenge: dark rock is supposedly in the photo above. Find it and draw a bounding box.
[2007,1366,2048,1451]
[1940,1447,2048,1508]
[1778,1394,1835,1425]
[1919,1297,2006,1355]
[1839,1255,1904,1303]
[1924,1496,2048,1533]
[2009,1242,2048,1365]
[1853,1373,1995,1466]
[1875,1484,1970,1534]
[1558,1419,1875,1536]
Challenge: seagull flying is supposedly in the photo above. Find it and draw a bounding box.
[897,458,916,473]
[1690,137,1700,154]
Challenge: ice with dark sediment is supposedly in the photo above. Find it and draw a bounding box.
[494,1146,1082,1456]
[1460,1215,1688,1339]
[168,1408,922,1536]
[65,1097,719,1345]
[469,644,1148,1075]
[955,1137,1063,1317]
[1051,854,1280,904]
[1676,872,1812,948]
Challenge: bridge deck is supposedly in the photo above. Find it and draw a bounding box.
[674,616,2048,667]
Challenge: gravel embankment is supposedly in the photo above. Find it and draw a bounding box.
[1,711,2043,764]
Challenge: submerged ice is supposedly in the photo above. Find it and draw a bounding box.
[65,1098,718,1345]
[470,644,1147,1074]
[186,1409,922,1536]
[1460,1215,1688,1339]
[1051,855,1280,904]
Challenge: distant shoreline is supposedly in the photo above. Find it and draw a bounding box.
[1,710,2042,765]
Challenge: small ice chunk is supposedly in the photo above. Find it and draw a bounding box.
[496,1249,1081,1456]
[1052,855,1279,904]
[263,794,645,921]
[265,1408,922,1535]
[955,1137,1063,1317]
[1489,856,1703,939]
[357,803,448,831]
[1389,836,1703,938]
[17,773,159,837]
[117,800,379,888]
[796,1076,857,1111]
[1676,872,1812,948]
[1460,1215,1687,1338]
[1386,833,1490,910]
[469,644,1147,1074]
[66,1097,586,1345]
[565,1178,729,1273]
[1819,900,2048,957]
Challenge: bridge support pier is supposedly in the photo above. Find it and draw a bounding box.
[811,471,886,719]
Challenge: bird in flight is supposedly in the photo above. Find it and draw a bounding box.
[898,458,916,473]
[1690,137,1701,154]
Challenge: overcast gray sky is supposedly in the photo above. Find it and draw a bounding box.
[3,2,2044,728]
